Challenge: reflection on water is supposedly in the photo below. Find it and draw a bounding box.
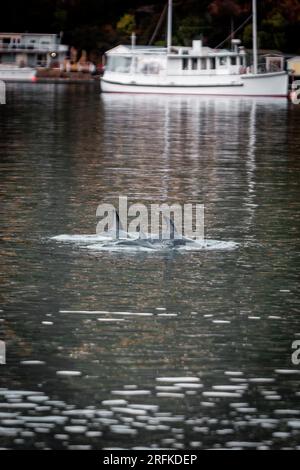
[51,232,239,252]
[0,84,300,449]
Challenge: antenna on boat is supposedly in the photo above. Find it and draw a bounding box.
[252,0,258,74]
[131,32,136,49]
[167,0,173,53]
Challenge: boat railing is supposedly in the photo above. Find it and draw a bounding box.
[0,43,66,52]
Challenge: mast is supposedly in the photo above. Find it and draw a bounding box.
[167,0,173,53]
[252,0,258,74]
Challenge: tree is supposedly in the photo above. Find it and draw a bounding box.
[208,0,243,17]
[175,15,211,45]
[0,0,299,56]
[116,14,136,36]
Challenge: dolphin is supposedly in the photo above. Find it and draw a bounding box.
[52,210,238,251]
[52,210,133,243]
[99,211,197,250]
[162,215,196,248]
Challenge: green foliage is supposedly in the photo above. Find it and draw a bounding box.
[265,12,286,30]
[116,14,136,36]
[175,15,210,45]
[154,40,166,47]
[260,12,288,50]
[53,9,68,30]
[242,24,252,48]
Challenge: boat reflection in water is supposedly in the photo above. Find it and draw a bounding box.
[1,84,298,450]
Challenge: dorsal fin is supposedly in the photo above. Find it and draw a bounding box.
[114,210,124,238]
[163,215,179,240]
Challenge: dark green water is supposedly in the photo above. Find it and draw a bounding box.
[0,84,299,449]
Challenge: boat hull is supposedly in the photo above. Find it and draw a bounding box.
[0,67,37,82]
[101,71,288,97]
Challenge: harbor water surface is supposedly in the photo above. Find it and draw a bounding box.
[0,84,300,449]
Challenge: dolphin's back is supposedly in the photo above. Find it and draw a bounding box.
[163,215,180,240]
[115,210,124,238]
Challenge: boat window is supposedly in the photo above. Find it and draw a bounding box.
[140,61,161,74]
[200,58,206,70]
[135,56,165,75]
[210,57,216,69]
[106,56,132,73]
[231,56,237,66]
[219,57,227,66]
[182,58,189,70]
[192,58,198,70]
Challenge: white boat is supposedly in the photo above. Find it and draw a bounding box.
[101,0,288,97]
[0,64,37,82]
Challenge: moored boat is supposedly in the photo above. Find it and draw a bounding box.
[0,64,37,82]
[101,0,288,97]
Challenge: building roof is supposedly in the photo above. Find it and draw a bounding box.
[106,45,167,55]
[0,32,58,37]
[287,56,300,62]
[105,43,240,58]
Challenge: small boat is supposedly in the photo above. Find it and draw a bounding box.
[0,64,37,82]
[101,0,288,97]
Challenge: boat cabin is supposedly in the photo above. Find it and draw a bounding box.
[105,40,247,77]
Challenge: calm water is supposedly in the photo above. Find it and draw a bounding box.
[0,83,300,450]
